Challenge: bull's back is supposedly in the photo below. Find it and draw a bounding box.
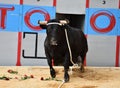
[67,27,88,57]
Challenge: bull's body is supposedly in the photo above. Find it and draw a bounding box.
[40,19,88,82]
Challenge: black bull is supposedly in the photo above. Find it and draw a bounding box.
[39,19,88,82]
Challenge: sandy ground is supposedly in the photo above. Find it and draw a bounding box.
[0,66,120,88]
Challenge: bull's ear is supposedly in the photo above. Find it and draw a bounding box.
[38,20,47,29]
[40,24,47,29]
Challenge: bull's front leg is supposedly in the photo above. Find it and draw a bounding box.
[64,54,70,82]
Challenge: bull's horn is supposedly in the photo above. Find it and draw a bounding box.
[38,20,47,25]
[60,19,69,24]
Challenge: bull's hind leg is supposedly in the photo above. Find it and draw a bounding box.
[80,63,85,73]
[77,56,85,72]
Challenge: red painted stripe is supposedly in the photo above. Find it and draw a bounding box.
[119,0,120,9]
[86,0,89,8]
[52,59,54,66]
[84,35,88,66]
[53,0,56,6]
[117,8,120,73]
[16,0,23,66]
[52,0,56,66]
[85,0,89,66]
[16,32,22,66]
[20,0,23,5]
[115,36,120,67]
[84,56,87,66]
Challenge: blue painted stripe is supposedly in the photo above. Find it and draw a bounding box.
[0,3,56,33]
[85,8,119,36]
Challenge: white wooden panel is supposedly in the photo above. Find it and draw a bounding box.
[23,0,54,6]
[89,0,119,8]
[21,33,48,66]
[0,32,18,66]
[86,35,116,66]
[21,59,48,66]
[56,0,86,14]
[37,33,46,57]
[0,0,20,4]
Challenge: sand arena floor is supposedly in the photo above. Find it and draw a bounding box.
[0,66,120,88]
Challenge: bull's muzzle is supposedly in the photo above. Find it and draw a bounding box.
[50,41,58,46]
[50,38,58,46]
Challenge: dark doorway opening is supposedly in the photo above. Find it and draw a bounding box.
[56,13,85,31]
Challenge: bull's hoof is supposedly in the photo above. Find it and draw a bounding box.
[64,73,69,82]
[80,68,84,73]
[80,65,85,73]
[50,69,56,78]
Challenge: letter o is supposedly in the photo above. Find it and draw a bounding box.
[24,8,50,31]
[90,10,116,33]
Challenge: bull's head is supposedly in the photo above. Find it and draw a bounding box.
[38,19,69,46]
